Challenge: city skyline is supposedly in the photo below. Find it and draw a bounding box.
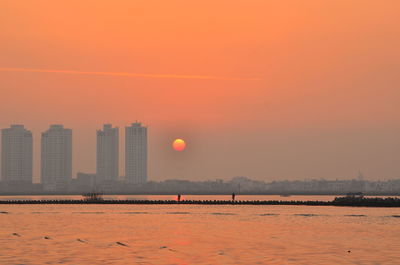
[0,122,398,184]
[1,123,150,185]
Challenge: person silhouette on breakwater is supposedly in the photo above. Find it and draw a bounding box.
[177,194,181,202]
[232,193,236,201]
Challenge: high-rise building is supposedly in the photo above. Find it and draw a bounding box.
[125,122,147,184]
[1,125,33,183]
[96,124,119,183]
[41,125,72,191]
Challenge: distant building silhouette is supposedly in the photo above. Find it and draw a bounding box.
[71,172,97,192]
[1,125,33,184]
[41,125,72,191]
[125,123,147,184]
[96,124,119,184]
[357,171,364,181]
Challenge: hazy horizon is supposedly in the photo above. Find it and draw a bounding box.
[1,1,399,182]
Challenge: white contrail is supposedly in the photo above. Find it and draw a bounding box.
[0,67,260,81]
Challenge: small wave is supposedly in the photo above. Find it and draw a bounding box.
[120,211,149,214]
[0,211,9,214]
[390,215,400,218]
[116,241,129,247]
[211,212,236,216]
[73,212,105,214]
[294,214,320,217]
[344,214,366,217]
[166,212,191,215]
[258,213,279,216]
[31,212,60,214]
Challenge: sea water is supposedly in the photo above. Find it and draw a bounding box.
[0,196,399,264]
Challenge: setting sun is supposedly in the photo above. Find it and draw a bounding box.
[172,139,186,151]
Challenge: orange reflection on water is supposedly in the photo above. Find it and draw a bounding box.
[0,204,399,264]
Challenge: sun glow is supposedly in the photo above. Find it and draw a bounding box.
[173,139,186,151]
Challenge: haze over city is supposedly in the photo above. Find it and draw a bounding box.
[2,2,400,264]
[1,1,399,183]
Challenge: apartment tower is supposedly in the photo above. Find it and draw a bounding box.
[125,123,147,184]
[96,124,119,183]
[41,125,72,191]
[1,125,33,183]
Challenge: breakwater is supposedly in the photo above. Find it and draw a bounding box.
[0,197,400,207]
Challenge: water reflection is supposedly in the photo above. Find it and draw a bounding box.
[0,204,399,264]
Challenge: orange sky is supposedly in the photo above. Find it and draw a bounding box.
[0,1,399,181]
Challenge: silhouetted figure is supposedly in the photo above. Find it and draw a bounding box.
[232,193,236,201]
[177,194,181,202]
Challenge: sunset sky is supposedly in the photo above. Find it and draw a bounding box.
[1,1,399,182]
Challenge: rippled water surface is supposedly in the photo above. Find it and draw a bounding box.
[1,198,399,264]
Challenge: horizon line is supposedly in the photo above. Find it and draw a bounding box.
[0,67,261,81]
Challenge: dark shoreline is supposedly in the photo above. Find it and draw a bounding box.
[0,192,399,196]
[1,197,400,207]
